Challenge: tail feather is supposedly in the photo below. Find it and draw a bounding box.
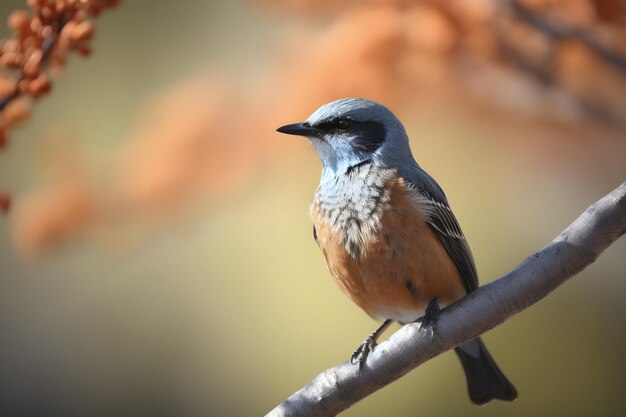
[454,337,517,405]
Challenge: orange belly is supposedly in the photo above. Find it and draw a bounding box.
[311,176,466,323]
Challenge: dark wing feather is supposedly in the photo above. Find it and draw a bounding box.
[404,168,479,293]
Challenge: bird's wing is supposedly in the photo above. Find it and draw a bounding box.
[403,168,479,293]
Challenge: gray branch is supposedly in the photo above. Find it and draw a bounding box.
[266,181,626,417]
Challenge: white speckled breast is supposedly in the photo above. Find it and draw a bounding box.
[310,162,396,258]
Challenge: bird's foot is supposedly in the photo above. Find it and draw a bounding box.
[350,319,393,370]
[415,299,440,341]
[351,335,377,370]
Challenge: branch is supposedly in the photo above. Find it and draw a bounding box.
[267,182,626,417]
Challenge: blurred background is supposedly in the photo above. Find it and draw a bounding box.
[0,0,625,416]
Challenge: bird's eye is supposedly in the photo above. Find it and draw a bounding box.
[337,119,350,129]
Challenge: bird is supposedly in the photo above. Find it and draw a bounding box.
[276,98,517,405]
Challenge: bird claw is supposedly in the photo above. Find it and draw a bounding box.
[415,299,440,341]
[351,335,377,369]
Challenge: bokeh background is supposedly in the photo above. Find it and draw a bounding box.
[1,0,625,416]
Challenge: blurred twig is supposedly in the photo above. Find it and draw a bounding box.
[267,182,626,417]
[505,0,626,73]
[489,0,626,128]
[491,22,626,129]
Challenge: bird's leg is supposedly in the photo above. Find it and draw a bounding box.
[415,298,440,341]
[351,319,393,370]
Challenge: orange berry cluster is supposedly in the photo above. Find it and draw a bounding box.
[0,0,123,148]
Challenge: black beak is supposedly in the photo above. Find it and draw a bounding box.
[276,122,319,137]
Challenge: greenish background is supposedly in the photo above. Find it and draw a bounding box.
[0,1,625,416]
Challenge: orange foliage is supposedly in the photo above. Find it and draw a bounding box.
[11,138,100,256]
[119,78,254,216]
[0,0,123,225]
[0,0,122,145]
[13,180,97,256]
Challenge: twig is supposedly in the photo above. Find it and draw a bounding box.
[0,85,20,113]
[0,13,68,112]
[267,181,626,417]
[490,18,626,129]
[505,0,626,74]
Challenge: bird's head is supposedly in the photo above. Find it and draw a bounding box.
[277,98,415,175]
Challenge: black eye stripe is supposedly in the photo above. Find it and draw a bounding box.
[313,118,386,152]
[315,117,350,131]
